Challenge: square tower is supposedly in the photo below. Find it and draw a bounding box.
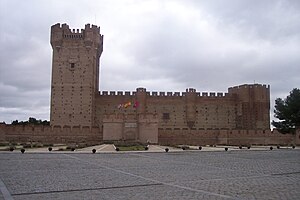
[50,23,103,127]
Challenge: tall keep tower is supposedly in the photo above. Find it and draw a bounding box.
[50,23,103,126]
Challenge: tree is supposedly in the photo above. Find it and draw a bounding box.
[12,120,19,125]
[10,117,50,125]
[28,117,37,124]
[272,88,300,134]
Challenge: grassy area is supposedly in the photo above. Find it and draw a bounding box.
[0,142,67,151]
[55,146,76,151]
[117,145,146,151]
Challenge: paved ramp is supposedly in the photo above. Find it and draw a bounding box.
[77,144,115,152]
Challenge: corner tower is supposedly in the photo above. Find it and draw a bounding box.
[50,23,103,126]
[228,84,270,130]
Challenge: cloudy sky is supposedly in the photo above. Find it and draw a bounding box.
[0,0,299,124]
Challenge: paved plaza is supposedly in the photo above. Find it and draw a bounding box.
[0,148,299,200]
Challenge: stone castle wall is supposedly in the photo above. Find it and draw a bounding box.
[0,123,102,145]
[95,84,270,131]
[1,123,299,146]
[102,113,158,143]
[158,128,299,146]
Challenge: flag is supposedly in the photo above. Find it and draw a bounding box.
[133,101,139,108]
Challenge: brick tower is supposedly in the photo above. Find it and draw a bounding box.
[50,23,103,126]
[228,84,270,129]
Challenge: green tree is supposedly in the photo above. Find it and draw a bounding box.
[272,88,300,134]
[10,117,50,125]
[28,117,37,124]
[12,120,19,125]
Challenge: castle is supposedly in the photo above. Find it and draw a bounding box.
[50,23,270,144]
[0,23,298,146]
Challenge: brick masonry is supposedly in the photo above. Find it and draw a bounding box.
[0,123,299,145]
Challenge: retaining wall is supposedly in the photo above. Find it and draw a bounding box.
[0,123,299,146]
[0,124,102,145]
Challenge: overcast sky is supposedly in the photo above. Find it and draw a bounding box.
[0,0,299,124]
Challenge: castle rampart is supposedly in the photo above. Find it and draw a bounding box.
[1,123,298,146]
[98,90,234,98]
[0,124,102,144]
[92,83,271,143]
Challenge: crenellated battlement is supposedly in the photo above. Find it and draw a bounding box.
[98,88,233,98]
[228,84,270,92]
[228,83,270,103]
[50,23,103,47]
[52,23,100,33]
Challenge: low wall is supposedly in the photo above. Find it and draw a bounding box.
[158,129,300,146]
[0,124,102,145]
[0,123,299,146]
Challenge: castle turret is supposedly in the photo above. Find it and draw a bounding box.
[50,23,104,127]
[228,84,270,130]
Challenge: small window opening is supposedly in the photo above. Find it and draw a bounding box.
[163,113,170,120]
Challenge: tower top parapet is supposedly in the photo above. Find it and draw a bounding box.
[228,84,269,92]
[228,83,270,102]
[50,23,103,49]
[51,23,101,33]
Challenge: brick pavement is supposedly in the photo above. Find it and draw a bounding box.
[0,149,299,199]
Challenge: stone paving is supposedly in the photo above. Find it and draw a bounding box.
[0,148,299,200]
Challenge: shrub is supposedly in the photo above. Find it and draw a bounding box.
[23,144,32,148]
[77,143,87,148]
[181,145,189,150]
[38,143,43,147]
[0,142,9,146]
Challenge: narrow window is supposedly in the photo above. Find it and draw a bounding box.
[163,113,170,120]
